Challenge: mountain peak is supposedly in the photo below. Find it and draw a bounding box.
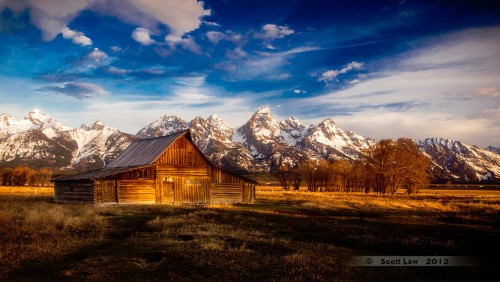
[136,114,189,138]
[207,114,227,127]
[90,120,106,130]
[24,109,53,124]
[256,105,271,114]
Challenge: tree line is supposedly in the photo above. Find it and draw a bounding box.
[0,166,53,187]
[273,138,431,194]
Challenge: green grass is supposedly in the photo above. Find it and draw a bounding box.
[0,191,499,280]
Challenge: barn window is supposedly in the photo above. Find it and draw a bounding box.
[186,178,201,189]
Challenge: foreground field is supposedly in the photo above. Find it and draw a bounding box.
[0,190,499,280]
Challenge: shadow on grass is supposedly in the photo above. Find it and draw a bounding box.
[4,195,500,281]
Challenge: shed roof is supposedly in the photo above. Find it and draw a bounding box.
[105,130,189,168]
[52,166,149,181]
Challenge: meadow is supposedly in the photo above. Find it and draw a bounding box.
[0,186,499,280]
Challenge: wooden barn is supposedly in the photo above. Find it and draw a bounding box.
[53,130,256,205]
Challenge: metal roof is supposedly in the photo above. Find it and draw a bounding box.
[53,166,148,181]
[105,130,189,168]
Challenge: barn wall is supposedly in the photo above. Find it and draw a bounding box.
[102,166,155,180]
[54,180,95,203]
[117,179,155,203]
[156,136,208,166]
[209,166,255,203]
[174,177,210,204]
[154,136,211,204]
[210,183,243,203]
[94,180,103,204]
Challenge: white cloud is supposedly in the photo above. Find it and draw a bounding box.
[106,67,131,75]
[278,73,290,80]
[1,0,210,47]
[341,61,364,73]
[206,31,226,44]
[86,48,108,62]
[131,27,155,45]
[222,46,321,81]
[110,46,122,52]
[164,34,201,54]
[206,30,244,46]
[226,47,247,59]
[0,0,93,41]
[254,24,294,41]
[319,70,340,82]
[264,43,276,50]
[180,36,202,54]
[61,27,92,46]
[130,0,210,40]
[319,61,364,82]
[204,21,220,27]
[71,76,257,132]
[142,68,165,75]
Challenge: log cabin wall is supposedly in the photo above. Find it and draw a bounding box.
[54,180,95,203]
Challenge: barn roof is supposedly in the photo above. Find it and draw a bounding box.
[52,166,149,181]
[105,130,189,168]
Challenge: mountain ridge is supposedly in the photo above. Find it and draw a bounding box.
[0,107,499,182]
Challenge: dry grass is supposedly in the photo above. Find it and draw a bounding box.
[0,194,106,280]
[1,189,499,280]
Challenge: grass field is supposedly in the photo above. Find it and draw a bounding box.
[0,187,499,280]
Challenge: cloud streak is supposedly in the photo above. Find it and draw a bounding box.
[319,61,364,82]
[37,82,108,99]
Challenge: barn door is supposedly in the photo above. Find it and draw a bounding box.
[161,181,174,203]
[102,180,117,202]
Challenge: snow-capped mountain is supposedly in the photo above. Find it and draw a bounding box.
[137,106,374,172]
[299,118,375,160]
[0,110,133,170]
[417,138,500,182]
[1,107,499,182]
[136,115,188,138]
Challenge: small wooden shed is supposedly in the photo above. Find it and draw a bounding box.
[53,130,256,204]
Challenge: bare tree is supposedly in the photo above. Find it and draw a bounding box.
[362,138,430,194]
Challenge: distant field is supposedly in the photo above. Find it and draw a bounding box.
[257,185,500,197]
[0,186,53,196]
[0,189,498,280]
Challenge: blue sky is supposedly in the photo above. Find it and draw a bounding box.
[0,0,499,147]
